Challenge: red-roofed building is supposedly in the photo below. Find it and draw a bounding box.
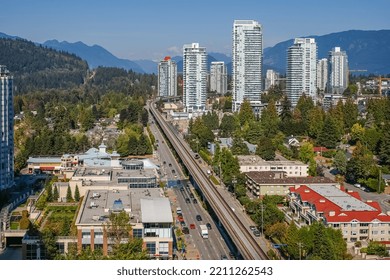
[288,185,390,244]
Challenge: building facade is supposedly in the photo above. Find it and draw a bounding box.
[288,185,390,243]
[287,38,318,107]
[245,171,339,198]
[238,155,308,177]
[232,20,263,112]
[158,56,177,97]
[0,65,14,190]
[264,69,279,91]
[328,47,349,94]
[209,61,227,95]
[75,189,173,259]
[183,43,207,113]
[316,58,328,92]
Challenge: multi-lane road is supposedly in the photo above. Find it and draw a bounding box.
[149,116,233,259]
[149,102,268,260]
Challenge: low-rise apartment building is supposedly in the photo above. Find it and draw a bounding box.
[238,155,308,177]
[288,185,390,243]
[245,171,338,198]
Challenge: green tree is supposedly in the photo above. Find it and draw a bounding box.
[298,142,314,164]
[342,98,358,131]
[256,136,276,160]
[231,137,250,155]
[333,150,347,175]
[46,183,53,202]
[260,99,280,137]
[379,123,390,167]
[346,141,375,183]
[105,210,132,246]
[74,185,80,202]
[307,107,325,139]
[53,185,59,201]
[219,114,239,137]
[238,99,255,126]
[350,123,365,144]
[66,186,73,202]
[317,116,341,149]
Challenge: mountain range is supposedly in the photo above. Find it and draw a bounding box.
[1,30,390,74]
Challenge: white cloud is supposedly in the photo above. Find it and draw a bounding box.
[166,46,182,56]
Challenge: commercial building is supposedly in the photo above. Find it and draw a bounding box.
[183,43,207,113]
[328,47,349,94]
[209,61,227,95]
[287,38,317,107]
[316,58,328,92]
[0,65,14,190]
[75,189,173,259]
[158,56,177,97]
[232,20,263,112]
[288,185,390,243]
[245,171,337,198]
[238,155,308,177]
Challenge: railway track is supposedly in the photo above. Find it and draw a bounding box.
[149,103,268,260]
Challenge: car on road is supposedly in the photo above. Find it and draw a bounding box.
[172,169,175,173]
[229,252,235,259]
[220,254,228,260]
[185,198,191,203]
[253,229,261,237]
[193,198,198,204]
[249,225,257,232]
[190,223,196,229]
[189,193,194,198]
[196,214,202,221]
[169,163,172,167]
[163,161,166,164]
[180,187,184,191]
[206,223,212,230]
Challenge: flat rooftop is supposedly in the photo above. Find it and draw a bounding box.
[246,171,335,185]
[238,155,307,166]
[76,188,168,226]
[309,185,377,212]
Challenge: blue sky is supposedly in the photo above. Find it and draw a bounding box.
[1,0,389,60]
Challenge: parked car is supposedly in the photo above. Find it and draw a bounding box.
[182,227,189,234]
[190,223,196,229]
[206,223,212,230]
[249,225,257,232]
[185,198,191,203]
[253,229,261,237]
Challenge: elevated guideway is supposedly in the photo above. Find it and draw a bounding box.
[149,102,268,260]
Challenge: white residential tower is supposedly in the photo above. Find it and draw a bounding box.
[158,56,177,97]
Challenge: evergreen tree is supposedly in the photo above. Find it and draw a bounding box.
[74,185,80,202]
[342,98,358,131]
[231,137,250,155]
[256,136,276,160]
[238,99,255,126]
[53,185,59,202]
[66,186,73,202]
[260,99,280,137]
[317,116,340,149]
[379,123,390,167]
[280,95,292,122]
[333,150,347,175]
[46,184,53,202]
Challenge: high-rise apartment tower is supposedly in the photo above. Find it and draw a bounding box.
[158,56,177,97]
[0,65,14,190]
[328,47,349,94]
[209,61,227,95]
[232,20,263,112]
[287,38,318,107]
[183,43,207,112]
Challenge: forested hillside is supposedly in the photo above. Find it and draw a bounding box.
[0,38,88,93]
